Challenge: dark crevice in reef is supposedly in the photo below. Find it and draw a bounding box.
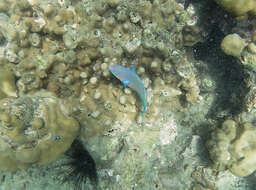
[189,0,250,121]
[185,1,255,189]
[193,26,249,119]
[244,173,256,190]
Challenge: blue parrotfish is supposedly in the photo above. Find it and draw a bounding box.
[108,64,147,119]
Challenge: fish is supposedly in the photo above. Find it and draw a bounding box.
[53,135,60,141]
[109,64,147,119]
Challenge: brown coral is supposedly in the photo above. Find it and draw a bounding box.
[0,91,80,171]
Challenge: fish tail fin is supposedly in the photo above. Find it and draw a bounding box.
[142,108,146,120]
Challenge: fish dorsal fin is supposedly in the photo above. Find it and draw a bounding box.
[122,79,130,88]
[130,64,136,71]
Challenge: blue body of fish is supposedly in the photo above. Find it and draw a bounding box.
[109,65,147,119]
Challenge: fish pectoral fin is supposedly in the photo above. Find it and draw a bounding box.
[122,79,130,88]
[130,64,137,71]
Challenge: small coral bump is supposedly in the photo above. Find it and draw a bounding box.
[91,110,100,118]
[31,118,44,129]
[124,88,132,95]
[93,90,101,100]
[29,33,41,47]
[89,76,98,88]
[102,70,110,77]
[101,62,108,71]
[137,66,145,75]
[119,95,126,105]
[80,72,88,79]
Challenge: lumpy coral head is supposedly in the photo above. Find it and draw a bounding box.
[214,0,256,17]
[0,91,80,171]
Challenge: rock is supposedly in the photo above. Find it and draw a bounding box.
[221,33,247,57]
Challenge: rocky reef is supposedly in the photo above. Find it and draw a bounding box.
[1,0,256,189]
